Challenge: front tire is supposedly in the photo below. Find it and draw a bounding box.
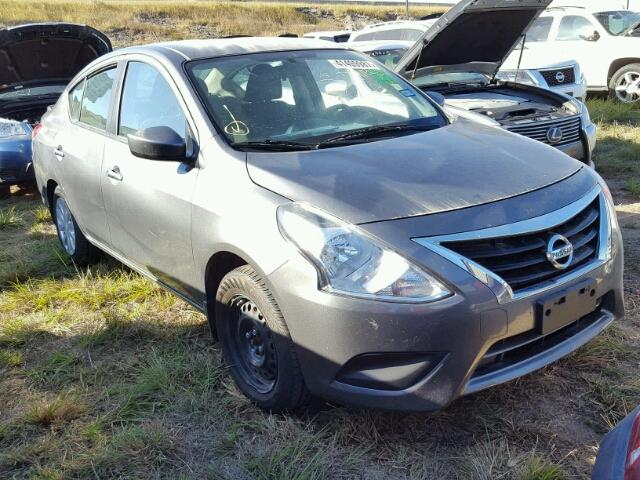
[52,187,99,265]
[215,265,309,412]
[610,63,640,103]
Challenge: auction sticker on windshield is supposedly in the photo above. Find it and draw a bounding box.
[329,59,379,70]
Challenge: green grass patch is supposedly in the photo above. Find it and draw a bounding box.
[0,206,23,229]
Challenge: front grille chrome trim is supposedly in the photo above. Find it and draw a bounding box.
[413,185,609,304]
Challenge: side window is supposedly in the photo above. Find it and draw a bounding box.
[526,17,554,42]
[556,15,596,41]
[68,80,84,121]
[79,68,117,130]
[118,62,187,139]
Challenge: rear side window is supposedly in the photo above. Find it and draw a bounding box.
[80,68,117,130]
[68,81,84,121]
[526,17,553,42]
[118,62,187,139]
[556,15,596,41]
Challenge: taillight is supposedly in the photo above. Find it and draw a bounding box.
[32,123,43,139]
[626,412,640,480]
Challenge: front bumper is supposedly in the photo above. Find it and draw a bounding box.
[549,82,588,102]
[0,137,34,185]
[268,187,623,411]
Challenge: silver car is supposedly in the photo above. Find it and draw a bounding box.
[33,37,624,412]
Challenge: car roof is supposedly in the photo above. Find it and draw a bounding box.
[358,20,433,33]
[115,36,347,61]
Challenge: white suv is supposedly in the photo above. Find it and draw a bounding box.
[522,6,640,102]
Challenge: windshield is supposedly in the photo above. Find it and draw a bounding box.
[366,48,409,68]
[594,10,640,35]
[410,72,489,88]
[187,49,444,149]
[0,83,66,100]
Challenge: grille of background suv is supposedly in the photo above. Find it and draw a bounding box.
[539,66,576,87]
[441,198,600,294]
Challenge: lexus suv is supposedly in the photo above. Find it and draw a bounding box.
[393,0,596,166]
[0,23,112,198]
[33,37,623,412]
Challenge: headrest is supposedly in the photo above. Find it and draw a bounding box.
[244,63,282,102]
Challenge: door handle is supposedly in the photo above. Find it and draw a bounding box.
[106,166,123,182]
[54,145,64,159]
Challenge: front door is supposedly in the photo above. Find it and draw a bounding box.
[101,60,199,293]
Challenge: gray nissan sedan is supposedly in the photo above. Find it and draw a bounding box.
[33,37,624,412]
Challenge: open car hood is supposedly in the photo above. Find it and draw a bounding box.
[246,119,581,224]
[394,0,552,81]
[0,23,111,87]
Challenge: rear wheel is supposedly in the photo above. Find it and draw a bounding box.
[215,265,309,412]
[52,187,99,265]
[610,63,640,103]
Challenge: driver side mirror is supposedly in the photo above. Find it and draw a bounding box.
[128,126,188,161]
[580,30,600,42]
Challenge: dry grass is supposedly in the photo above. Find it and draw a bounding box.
[0,0,445,46]
[0,3,639,477]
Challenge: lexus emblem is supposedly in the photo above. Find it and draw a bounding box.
[555,71,566,83]
[546,126,564,144]
[546,234,574,270]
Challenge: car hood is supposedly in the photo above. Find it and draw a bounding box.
[501,46,577,71]
[0,23,111,87]
[246,119,582,224]
[394,0,552,81]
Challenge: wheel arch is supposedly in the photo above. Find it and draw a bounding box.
[45,179,59,217]
[204,250,249,337]
[608,58,640,86]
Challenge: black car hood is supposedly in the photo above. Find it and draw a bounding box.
[246,119,582,224]
[0,23,111,87]
[395,0,552,81]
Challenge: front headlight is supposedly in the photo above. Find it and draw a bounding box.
[277,203,452,303]
[495,70,539,87]
[0,120,29,139]
[599,180,620,263]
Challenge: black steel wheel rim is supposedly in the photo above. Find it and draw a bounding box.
[229,295,277,394]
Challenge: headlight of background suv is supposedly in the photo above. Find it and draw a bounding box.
[277,203,452,302]
[495,69,540,87]
[0,120,30,139]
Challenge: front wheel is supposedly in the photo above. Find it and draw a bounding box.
[52,187,99,265]
[215,265,309,412]
[610,63,640,103]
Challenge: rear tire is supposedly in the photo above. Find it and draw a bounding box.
[609,63,640,103]
[215,265,309,412]
[52,187,99,266]
[0,184,10,199]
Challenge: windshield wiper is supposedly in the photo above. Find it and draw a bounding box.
[319,124,437,145]
[234,140,317,151]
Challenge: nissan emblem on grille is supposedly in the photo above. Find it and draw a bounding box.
[546,126,564,144]
[555,71,566,83]
[546,234,574,270]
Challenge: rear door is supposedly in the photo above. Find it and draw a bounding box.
[54,66,118,245]
[101,59,199,292]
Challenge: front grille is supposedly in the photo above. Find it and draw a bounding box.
[507,116,582,146]
[471,299,607,379]
[539,67,576,87]
[441,198,600,294]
